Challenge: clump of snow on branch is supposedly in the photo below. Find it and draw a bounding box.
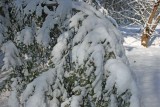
[21,69,56,107]
[16,26,34,46]
[105,59,132,94]
[8,78,20,107]
[1,41,22,71]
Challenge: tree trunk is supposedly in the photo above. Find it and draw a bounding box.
[141,0,160,47]
[150,15,160,35]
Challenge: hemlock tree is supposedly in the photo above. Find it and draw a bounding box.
[0,0,140,107]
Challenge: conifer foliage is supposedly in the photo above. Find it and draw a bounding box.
[0,0,139,107]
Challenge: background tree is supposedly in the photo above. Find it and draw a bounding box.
[141,0,160,47]
[100,0,154,25]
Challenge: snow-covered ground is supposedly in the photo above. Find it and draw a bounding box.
[121,25,160,107]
